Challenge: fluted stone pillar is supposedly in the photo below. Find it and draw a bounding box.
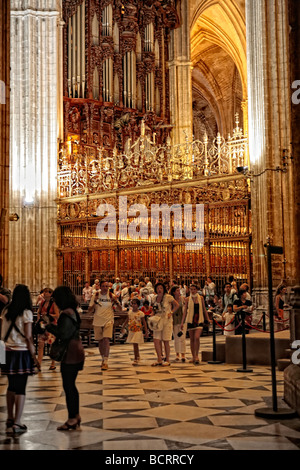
[168,0,193,144]
[9,0,62,294]
[0,1,10,283]
[246,0,298,306]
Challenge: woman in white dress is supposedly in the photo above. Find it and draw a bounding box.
[122,298,148,365]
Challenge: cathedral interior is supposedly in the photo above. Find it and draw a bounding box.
[0,0,300,454]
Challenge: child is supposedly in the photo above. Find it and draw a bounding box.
[141,300,153,317]
[222,303,235,336]
[122,298,148,365]
[141,300,153,341]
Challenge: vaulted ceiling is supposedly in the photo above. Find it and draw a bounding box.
[190,0,247,140]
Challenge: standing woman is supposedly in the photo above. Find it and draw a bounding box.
[275,285,288,319]
[46,286,85,431]
[151,283,178,367]
[0,284,40,434]
[181,284,210,365]
[36,288,59,371]
[170,285,187,363]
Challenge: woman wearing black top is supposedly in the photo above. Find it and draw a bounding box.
[46,286,85,431]
[233,289,253,335]
[275,285,287,319]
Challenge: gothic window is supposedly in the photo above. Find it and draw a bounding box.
[113,21,119,53]
[93,67,100,100]
[114,73,119,105]
[136,32,142,62]
[92,14,99,46]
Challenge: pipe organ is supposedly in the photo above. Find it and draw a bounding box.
[63,0,179,149]
[67,1,85,99]
[58,1,252,295]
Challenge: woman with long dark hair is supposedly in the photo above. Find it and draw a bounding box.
[150,282,178,366]
[0,284,40,434]
[170,285,187,362]
[46,286,84,431]
[36,288,59,370]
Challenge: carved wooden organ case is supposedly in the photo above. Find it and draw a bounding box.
[62,0,179,151]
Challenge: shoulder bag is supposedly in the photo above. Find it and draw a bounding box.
[49,313,78,362]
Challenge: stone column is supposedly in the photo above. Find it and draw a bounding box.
[9,1,62,295]
[0,1,10,283]
[168,0,193,145]
[246,0,298,306]
[288,0,300,340]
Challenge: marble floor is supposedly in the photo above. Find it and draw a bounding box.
[1,337,300,452]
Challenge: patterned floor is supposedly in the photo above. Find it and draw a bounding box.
[1,337,300,452]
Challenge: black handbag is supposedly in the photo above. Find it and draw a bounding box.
[49,313,78,362]
[49,338,69,362]
[33,318,46,336]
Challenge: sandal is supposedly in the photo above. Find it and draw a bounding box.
[6,419,14,433]
[132,359,140,365]
[57,420,80,431]
[13,423,28,434]
[162,361,171,367]
[151,362,163,367]
[181,358,186,363]
[49,365,56,370]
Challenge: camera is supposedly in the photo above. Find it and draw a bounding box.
[177,330,183,337]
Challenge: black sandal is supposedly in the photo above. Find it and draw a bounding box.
[57,420,80,431]
[13,423,28,434]
[6,419,14,433]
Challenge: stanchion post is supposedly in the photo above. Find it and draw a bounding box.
[255,243,296,419]
[208,318,223,364]
[263,312,266,332]
[236,311,253,373]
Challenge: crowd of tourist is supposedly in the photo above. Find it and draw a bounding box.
[0,272,291,435]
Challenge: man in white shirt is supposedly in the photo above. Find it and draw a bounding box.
[88,280,122,370]
[203,276,216,302]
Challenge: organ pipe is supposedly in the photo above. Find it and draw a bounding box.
[123,51,136,108]
[68,2,86,98]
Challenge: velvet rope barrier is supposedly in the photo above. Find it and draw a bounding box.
[213,316,242,333]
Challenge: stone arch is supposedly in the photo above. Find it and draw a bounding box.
[190,0,247,136]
